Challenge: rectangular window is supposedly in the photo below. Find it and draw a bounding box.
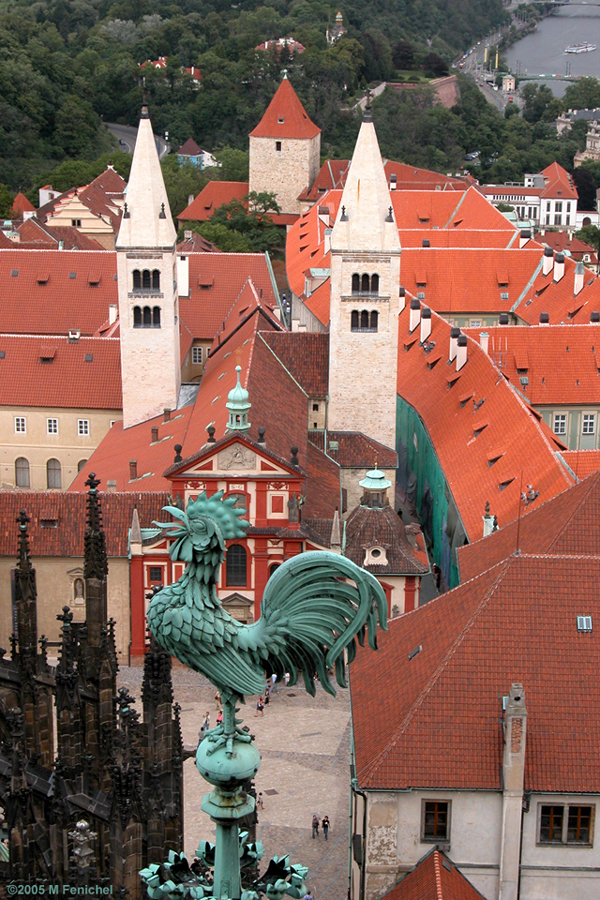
[422,801,450,842]
[78,419,90,436]
[192,346,203,364]
[582,413,596,435]
[275,141,282,152]
[312,403,319,412]
[71,218,82,227]
[47,418,58,434]
[553,413,567,435]
[14,417,26,434]
[555,201,562,212]
[539,804,594,845]
[554,214,562,226]
[148,566,163,583]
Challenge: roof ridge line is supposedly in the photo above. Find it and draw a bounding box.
[363,558,513,781]
[256,332,309,397]
[441,187,469,230]
[547,474,599,551]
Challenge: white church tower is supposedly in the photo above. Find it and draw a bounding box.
[116,101,181,429]
[327,104,401,451]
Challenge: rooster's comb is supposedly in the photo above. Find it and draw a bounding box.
[186,490,250,540]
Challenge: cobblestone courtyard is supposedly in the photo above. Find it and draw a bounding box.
[120,666,351,900]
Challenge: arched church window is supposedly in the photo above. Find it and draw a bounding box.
[152,306,161,327]
[371,273,379,294]
[152,270,160,290]
[351,310,359,331]
[352,274,360,294]
[15,457,29,488]
[360,310,369,329]
[133,270,141,290]
[143,306,152,327]
[268,563,281,579]
[361,273,370,293]
[226,545,247,587]
[133,306,142,328]
[142,269,151,289]
[370,310,379,330]
[47,458,61,490]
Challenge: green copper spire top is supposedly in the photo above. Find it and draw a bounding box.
[226,365,251,433]
[359,465,392,492]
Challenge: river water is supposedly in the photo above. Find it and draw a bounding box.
[504,6,600,97]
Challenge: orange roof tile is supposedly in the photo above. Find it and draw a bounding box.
[0,250,118,334]
[260,331,329,396]
[179,253,277,340]
[458,469,600,581]
[177,182,249,223]
[249,77,320,140]
[540,161,578,200]
[11,192,35,214]
[18,217,105,250]
[351,552,600,793]
[384,849,486,900]
[304,281,331,326]
[463,324,600,406]
[0,334,121,408]
[560,449,600,479]
[0,490,169,558]
[396,307,573,542]
[513,253,600,325]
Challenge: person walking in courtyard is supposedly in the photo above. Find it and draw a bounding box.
[303,890,314,900]
[257,792,264,810]
[322,815,330,840]
[312,814,319,838]
[255,696,264,717]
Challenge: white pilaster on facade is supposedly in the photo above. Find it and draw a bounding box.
[116,105,181,429]
[328,110,401,452]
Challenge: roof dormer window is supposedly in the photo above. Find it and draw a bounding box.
[278,116,285,124]
[364,546,388,566]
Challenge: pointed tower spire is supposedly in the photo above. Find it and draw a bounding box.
[331,113,400,254]
[14,511,37,672]
[84,473,108,654]
[116,102,175,250]
[226,366,251,433]
[330,507,341,554]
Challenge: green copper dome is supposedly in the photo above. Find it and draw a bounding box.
[226,366,251,432]
[359,465,391,492]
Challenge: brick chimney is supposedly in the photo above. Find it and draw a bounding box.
[409,298,421,333]
[163,408,171,423]
[456,334,468,370]
[539,312,549,324]
[498,683,527,900]
[129,459,137,480]
[542,246,554,276]
[420,307,432,342]
[553,251,565,282]
[151,426,159,442]
[449,326,461,362]
[390,173,397,191]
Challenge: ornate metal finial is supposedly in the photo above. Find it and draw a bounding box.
[16,509,31,571]
[159,202,166,219]
[84,474,108,580]
[141,77,149,118]
[282,68,288,80]
[174,443,183,463]
[340,205,348,221]
[123,201,130,219]
[290,446,299,467]
[363,86,373,122]
[257,426,266,444]
[385,206,394,222]
[485,500,491,515]
[206,425,216,443]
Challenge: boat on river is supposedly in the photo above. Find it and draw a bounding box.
[565,41,596,54]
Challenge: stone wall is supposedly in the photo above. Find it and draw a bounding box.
[249,135,320,215]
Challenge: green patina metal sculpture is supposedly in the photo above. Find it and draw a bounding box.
[141,491,387,900]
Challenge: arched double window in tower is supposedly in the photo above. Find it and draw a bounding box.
[132,269,161,291]
[133,306,161,328]
[351,273,380,295]
[351,310,379,332]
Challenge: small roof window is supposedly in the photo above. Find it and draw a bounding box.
[577,615,593,632]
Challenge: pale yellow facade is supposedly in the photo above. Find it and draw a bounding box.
[46,194,122,250]
[0,406,121,490]
[0,555,131,661]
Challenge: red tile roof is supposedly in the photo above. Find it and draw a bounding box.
[540,161,578,200]
[344,503,429,576]
[208,278,281,350]
[177,182,249,223]
[260,331,329,396]
[396,307,573,542]
[11,192,35,214]
[383,849,486,900]
[0,490,170,558]
[0,250,118,335]
[179,253,277,340]
[18,217,105,250]
[309,431,397,468]
[249,77,320,140]
[463,323,600,406]
[536,229,597,264]
[458,469,600,582]
[513,253,600,325]
[0,334,121,408]
[178,138,203,156]
[351,552,600,793]
[304,440,340,518]
[560,449,600,479]
[304,281,331,326]
[176,232,220,253]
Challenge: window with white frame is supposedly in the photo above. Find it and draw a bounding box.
[582,413,596,435]
[553,413,567,435]
[47,418,58,434]
[192,346,203,365]
[78,419,90,436]
[538,804,594,846]
[14,417,26,434]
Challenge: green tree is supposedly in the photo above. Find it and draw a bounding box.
[211,147,249,182]
[160,154,206,218]
[55,94,101,158]
[197,191,283,255]
[0,183,15,218]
